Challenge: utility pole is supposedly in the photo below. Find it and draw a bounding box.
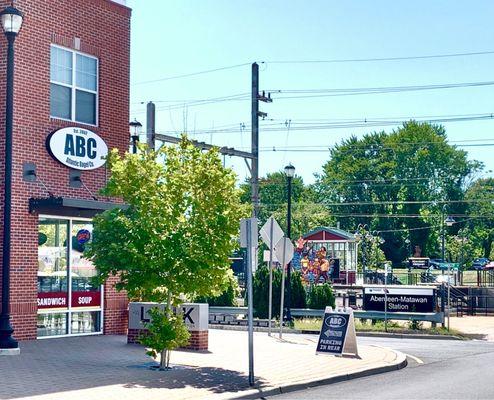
[251,62,272,218]
[251,63,259,218]
[146,101,156,151]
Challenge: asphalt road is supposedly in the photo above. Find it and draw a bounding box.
[267,336,494,400]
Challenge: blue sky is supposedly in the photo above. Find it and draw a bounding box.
[127,0,494,184]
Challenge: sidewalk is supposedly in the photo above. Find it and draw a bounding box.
[450,316,494,341]
[0,330,406,400]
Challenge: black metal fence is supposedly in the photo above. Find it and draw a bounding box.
[356,270,494,287]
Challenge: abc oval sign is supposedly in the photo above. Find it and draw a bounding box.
[47,127,108,171]
[324,315,347,329]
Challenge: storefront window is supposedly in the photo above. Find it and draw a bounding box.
[71,222,98,291]
[37,313,68,337]
[38,217,102,338]
[71,311,101,334]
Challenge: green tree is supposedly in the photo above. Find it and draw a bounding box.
[86,137,246,365]
[318,122,483,264]
[240,171,305,225]
[465,178,494,258]
[240,171,334,238]
[194,273,239,306]
[444,228,482,269]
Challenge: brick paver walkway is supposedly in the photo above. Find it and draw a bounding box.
[0,330,404,400]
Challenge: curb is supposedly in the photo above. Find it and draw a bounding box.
[210,325,464,340]
[231,350,408,399]
[355,331,464,341]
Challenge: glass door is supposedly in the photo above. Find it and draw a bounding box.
[70,221,102,334]
[37,217,103,338]
[37,218,69,336]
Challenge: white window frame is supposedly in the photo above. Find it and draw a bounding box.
[50,44,99,127]
[37,215,104,339]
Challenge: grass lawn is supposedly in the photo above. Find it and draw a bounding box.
[293,317,464,337]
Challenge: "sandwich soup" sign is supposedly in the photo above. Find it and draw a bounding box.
[46,127,108,170]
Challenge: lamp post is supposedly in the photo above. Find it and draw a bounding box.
[129,119,142,154]
[0,4,23,352]
[354,224,368,284]
[440,207,455,331]
[284,163,295,324]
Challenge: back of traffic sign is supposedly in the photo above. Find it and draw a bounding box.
[259,216,284,248]
[274,237,294,266]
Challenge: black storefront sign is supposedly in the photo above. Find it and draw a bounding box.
[316,308,358,356]
[363,287,435,313]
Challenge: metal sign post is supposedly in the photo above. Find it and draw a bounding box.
[240,217,258,387]
[278,238,287,339]
[384,263,390,332]
[260,217,283,336]
[274,237,294,339]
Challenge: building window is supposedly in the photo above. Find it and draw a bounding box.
[50,45,98,126]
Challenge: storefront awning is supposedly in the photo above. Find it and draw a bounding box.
[29,197,128,218]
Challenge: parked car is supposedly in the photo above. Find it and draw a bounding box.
[435,275,455,284]
[484,261,494,270]
[472,258,490,270]
[429,258,445,269]
[429,259,459,271]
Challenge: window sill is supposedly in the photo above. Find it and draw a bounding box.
[49,116,98,130]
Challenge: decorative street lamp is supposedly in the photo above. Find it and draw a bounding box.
[0,4,23,352]
[284,163,295,324]
[129,119,142,154]
[440,207,455,331]
[441,210,456,261]
[354,224,369,283]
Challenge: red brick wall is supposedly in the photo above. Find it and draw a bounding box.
[103,275,128,335]
[0,0,131,340]
[128,328,209,351]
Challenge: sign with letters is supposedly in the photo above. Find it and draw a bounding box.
[71,291,101,308]
[128,302,208,331]
[46,127,108,170]
[37,292,68,309]
[316,307,358,357]
[363,286,435,313]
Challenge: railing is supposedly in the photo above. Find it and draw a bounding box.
[209,306,444,324]
[354,270,494,287]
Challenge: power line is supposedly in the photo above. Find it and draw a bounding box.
[323,199,494,207]
[132,63,251,86]
[265,50,494,64]
[131,50,494,87]
[269,81,494,100]
[167,113,494,136]
[256,199,494,207]
[262,143,494,153]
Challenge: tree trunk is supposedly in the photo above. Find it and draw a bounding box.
[163,290,173,369]
[160,349,167,369]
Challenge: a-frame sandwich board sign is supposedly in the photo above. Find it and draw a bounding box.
[316,306,358,357]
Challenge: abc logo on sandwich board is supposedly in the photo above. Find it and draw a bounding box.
[316,307,358,357]
[46,127,108,171]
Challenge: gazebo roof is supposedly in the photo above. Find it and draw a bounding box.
[302,226,355,242]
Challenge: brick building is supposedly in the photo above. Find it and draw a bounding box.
[0,0,131,340]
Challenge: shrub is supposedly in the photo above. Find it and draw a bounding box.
[252,265,307,319]
[195,273,239,306]
[139,307,190,370]
[307,283,335,310]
